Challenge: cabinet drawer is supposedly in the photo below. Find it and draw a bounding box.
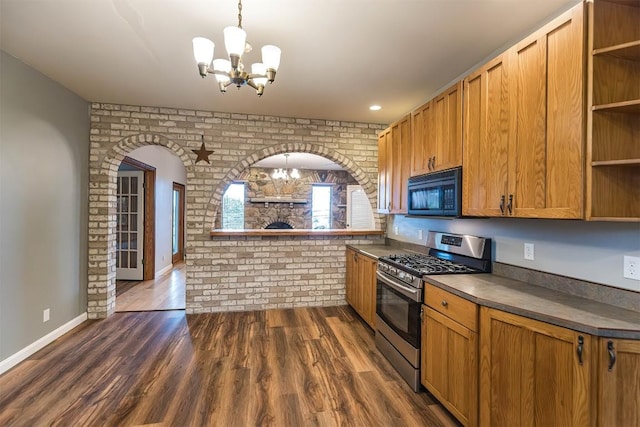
[425,284,478,332]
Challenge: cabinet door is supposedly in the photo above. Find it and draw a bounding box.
[509,4,584,219]
[433,81,463,172]
[390,115,411,214]
[479,307,593,427]
[358,254,377,328]
[345,248,357,308]
[411,101,435,177]
[598,338,640,427]
[377,129,391,213]
[463,54,511,217]
[422,307,478,427]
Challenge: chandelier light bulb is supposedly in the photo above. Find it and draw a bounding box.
[223,26,247,58]
[261,45,281,71]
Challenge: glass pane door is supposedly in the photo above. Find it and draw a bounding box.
[116,171,144,280]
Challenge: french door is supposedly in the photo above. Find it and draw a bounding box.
[172,182,185,263]
[116,171,144,280]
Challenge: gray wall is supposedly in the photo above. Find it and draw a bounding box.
[389,216,640,292]
[0,51,89,360]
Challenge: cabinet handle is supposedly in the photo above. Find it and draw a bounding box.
[507,194,513,215]
[499,195,505,215]
[576,335,584,365]
[607,341,616,371]
[432,156,436,169]
[420,307,424,322]
[441,300,448,307]
[427,157,433,170]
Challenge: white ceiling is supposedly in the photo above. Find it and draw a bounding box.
[0,0,579,125]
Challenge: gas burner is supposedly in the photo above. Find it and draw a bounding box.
[381,253,478,275]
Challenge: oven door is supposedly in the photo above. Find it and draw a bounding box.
[375,270,421,349]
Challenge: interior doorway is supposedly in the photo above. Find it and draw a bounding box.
[172,182,185,264]
[117,156,156,281]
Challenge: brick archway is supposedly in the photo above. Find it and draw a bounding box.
[88,133,193,319]
[204,142,382,230]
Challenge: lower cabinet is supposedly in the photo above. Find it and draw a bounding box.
[597,338,640,427]
[417,289,639,426]
[345,248,376,328]
[421,284,479,427]
[479,307,593,427]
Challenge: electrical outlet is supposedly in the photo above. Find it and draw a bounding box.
[394,226,399,235]
[43,308,50,323]
[418,229,423,240]
[524,243,535,261]
[624,256,640,281]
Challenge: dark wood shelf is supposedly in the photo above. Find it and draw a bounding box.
[210,229,385,237]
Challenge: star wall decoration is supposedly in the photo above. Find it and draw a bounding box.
[192,135,214,164]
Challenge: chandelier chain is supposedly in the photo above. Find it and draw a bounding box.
[237,0,243,29]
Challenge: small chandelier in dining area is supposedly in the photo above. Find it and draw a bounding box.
[192,0,281,96]
[272,154,300,181]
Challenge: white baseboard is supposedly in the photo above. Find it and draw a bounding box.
[156,263,173,277]
[0,312,87,375]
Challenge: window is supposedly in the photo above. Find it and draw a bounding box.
[312,185,332,229]
[222,183,245,229]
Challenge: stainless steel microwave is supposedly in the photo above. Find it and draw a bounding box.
[407,167,461,216]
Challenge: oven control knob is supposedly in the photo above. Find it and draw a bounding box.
[398,271,406,279]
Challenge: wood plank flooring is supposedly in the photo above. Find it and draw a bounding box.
[116,263,185,312]
[0,306,461,427]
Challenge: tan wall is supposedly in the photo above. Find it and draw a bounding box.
[88,103,385,318]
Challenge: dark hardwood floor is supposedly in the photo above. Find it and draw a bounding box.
[0,306,460,426]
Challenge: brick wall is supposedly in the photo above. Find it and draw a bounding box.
[89,103,386,318]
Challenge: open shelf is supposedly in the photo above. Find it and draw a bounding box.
[592,159,640,166]
[588,216,640,222]
[594,40,640,61]
[593,99,640,113]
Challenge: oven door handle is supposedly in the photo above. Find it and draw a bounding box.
[376,271,422,302]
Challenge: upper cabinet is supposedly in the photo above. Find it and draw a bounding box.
[586,0,640,221]
[411,81,463,177]
[377,114,411,214]
[377,128,391,213]
[463,54,511,217]
[463,3,585,219]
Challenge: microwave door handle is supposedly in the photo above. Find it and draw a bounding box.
[376,271,421,302]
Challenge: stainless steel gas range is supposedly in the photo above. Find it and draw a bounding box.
[375,231,492,392]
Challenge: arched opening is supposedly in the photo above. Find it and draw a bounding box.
[114,145,187,312]
[205,142,383,231]
[88,133,193,318]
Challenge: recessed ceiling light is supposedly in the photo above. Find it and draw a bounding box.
[369,105,382,111]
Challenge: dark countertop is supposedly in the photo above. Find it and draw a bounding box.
[347,244,640,339]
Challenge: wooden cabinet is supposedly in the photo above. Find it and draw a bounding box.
[463,53,511,217]
[377,128,391,213]
[463,3,585,219]
[596,337,640,427]
[345,248,377,328]
[479,307,593,427]
[508,4,585,218]
[377,114,411,214]
[411,81,463,177]
[422,285,479,427]
[586,0,640,221]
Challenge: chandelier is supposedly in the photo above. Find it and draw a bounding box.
[192,0,281,96]
[272,154,300,181]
